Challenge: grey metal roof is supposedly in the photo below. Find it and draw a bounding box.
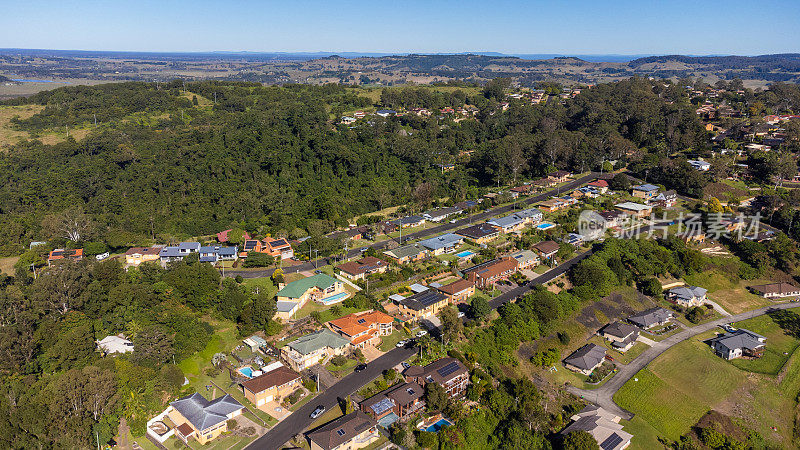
[287,329,350,355]
[487,214,525,229]
[669,286,707,300]
[627,307,673,328]
[633,183,659,192]
[170,393,243,432]
[418,233,463,251]
[709,329,766,353]
[276,301,298,312]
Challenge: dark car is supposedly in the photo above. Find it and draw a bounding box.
[310,405,325,419]
[354,363,367,372]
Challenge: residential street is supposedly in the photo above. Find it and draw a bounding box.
[225,173,598,279]
[248,346,416,450]
[567,302,800,420]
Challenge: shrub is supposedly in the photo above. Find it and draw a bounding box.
[330,355,348,366]
[226,419,238,431]
[557,331,570,345]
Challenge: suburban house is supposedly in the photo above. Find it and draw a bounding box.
[599,322,640,352]
[688,160,711,171]
[359,382,425,424]
[587,179,610,194]
[198,246,238,263]
[463,257,519,288]
[423,206,461,222]
[533,178,558,190]
[306,411,381,450]
[573,186,601,199]
[560,405,633,450]
[168,393,244,445]
[281,329,350,371]
[275,274,348,320]
[538,198,568,212]
[435,279,476,303]
[124,247,161,266]
[487,208,542,233]
[456,223,501,244]
[631,183,660,200]
[563,343,606,375]
[598,210,629,229]
[48,248,84,265]
[327,310,394,349]
[383,244,428,264]
[329,225,370,242]
[391,215,426,229]
[709,329,767,360]
[749,282,800,298]
[404,357,469,398]
[263,238,294,259]
[651,190,678,208]
[96,335,134,355]
[615,201,653,218]
[397,289,450,320]
[533,240,560,260]
[548,170,571,183]
[418,233,464,255]
[627,307,673,330]
[336,256,388,281]
[564,233,585,246]
[666,285,707,307]
[508,249,540,270]
[159,242,200,264]
[241,365,302,409]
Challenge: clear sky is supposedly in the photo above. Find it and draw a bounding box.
[2,0,798,55]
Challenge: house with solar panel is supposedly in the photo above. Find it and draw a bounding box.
[404,357,469,399]
[306,410,380,450]
[397,289,450,321]
[359,381,426,427]
[560,405,633,450]
[167,393,244,445]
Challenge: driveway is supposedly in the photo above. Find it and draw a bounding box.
[361,345,384,362]
[706,299,731,317]
[567,302,799,420]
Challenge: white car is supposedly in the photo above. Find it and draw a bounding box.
[396,339,408,348]
[95,252,110,261]
[415,330,428,338]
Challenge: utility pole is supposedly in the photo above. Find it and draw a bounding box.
[93,113,97,127]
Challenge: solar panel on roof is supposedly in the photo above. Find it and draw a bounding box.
[357,319,366,324]
[370,398,394,415]
[600,433,623,450]
[436,361,461,377]
[336,429,346,436]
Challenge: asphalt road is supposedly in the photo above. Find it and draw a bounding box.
[225,173,598,279]
[567,302,800,419]
[249,346,416,450]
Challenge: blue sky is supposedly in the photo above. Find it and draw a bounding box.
[2,0,798,55]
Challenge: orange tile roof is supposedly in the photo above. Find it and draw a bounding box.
[328,310,393,338]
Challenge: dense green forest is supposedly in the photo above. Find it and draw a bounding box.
[0,77,711,256]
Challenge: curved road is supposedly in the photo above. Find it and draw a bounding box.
[567,302,800,419]
[226,173,599,279]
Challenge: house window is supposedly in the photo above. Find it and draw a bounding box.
[336,429,346,436]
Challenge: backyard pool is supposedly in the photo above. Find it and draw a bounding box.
[425,418,453,432]
[535,222,556,230]
[238,366,254,378]
[455,250,476,258]
[318,292,349,305]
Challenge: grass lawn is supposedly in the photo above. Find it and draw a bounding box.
[380,329,410,352]
[589,336,650,365]
[684,269,773,314]
[241,277,278,297]
[621,416,667,450]
[327,358,358,374]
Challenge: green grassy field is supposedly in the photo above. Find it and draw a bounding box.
[616,310,800,448]
[684,269,773,314]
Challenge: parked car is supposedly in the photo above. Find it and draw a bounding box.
[401,362,410,370]
[721,324,737,333]
[354,363,367,372]
[396,339,408,348]
[314,269,322,274]
[95,252,110,261]
[416,330,428,337]
[310,405,325,419]
[359,247,368,253]
[449,219,458,224]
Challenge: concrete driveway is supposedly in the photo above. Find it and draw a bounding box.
[567,301,799,420]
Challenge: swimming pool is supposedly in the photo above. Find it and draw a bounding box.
[535,222,556,230]
[238,367,253,378]
[318,292,348,305]
[425,418,453,432]
[455,250,476,258]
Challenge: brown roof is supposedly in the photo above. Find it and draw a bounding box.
[385,382,424,405]
[306,411,377,450]
[456,223,500,240]
[241,366,301,394]
[750,282,800,295]
[125,247,161,256]
[337,256,387,276]
[176,422,194,436]
[408,357,468,385]
[437,279,474,296]
[463,257,517,280]
[533,240,560,255]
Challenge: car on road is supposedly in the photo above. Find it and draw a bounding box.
[415,330,428,337]
[354,363,367,372]
[359,247,368,253]
[396,339,408,348]
[449,219,458,224]
[310,405,325,419]
[721,324,737,333]
[314,270,322,274]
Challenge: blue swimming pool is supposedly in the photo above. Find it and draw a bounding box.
[455,250,476,258]
[319,292,348,305]
[535,222,556,230]
[425,418,453,432]
[238,367,253,378]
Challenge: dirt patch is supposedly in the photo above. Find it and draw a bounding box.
[0,256,19,275]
